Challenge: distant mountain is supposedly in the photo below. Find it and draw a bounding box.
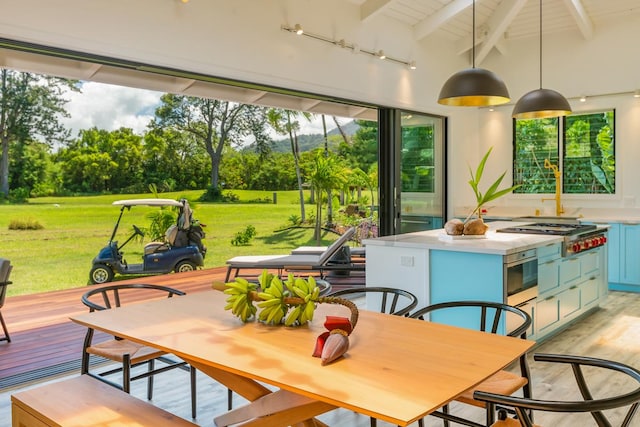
[268,119,360,153]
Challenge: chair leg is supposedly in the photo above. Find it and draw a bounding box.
[486,402,495,426]
[190,366,197,419]
[0,311,10,342]
[370,416,376,427]
[228,388,233,410]
[442,404,450,427]
[147,359,155,400]
[122,354,131,393]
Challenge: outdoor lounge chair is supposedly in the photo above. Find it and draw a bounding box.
[0,258,13,342]
[225,227,361,281]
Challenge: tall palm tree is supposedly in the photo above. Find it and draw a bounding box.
[308,152,347,244]
[267,109,313,222]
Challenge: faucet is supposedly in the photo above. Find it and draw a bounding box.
[541,158,564,216]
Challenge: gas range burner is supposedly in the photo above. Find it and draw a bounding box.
[497,222,606,256]
[496,223,597,236]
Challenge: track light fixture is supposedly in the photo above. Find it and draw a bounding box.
[437,0,510,106]
[281,24,415,69]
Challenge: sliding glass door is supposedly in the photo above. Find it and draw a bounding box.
[399,112,445,233]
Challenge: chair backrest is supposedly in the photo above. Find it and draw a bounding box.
[0,259,13,307]
[317,227,356,266]
[475,353,640,427]
[0,258,12,283]
[410,300,531,339]
[328,287,418,316]
[81,283,185,312]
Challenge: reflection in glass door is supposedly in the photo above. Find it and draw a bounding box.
[399,112,445,233]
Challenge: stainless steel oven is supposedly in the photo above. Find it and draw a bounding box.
[504,248,538,307]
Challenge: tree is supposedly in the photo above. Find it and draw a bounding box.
[267,109,313,222]
[57,127,144,193]
[149,94,269,191]
[307,152,348,244]
[339,119,377,171]
[0,70,76,196]
[142,127,210,192]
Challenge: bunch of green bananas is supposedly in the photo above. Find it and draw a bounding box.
[223,272,321,326]
[223,277,258,322]
[282,275,320,326]
[256,275,288,325]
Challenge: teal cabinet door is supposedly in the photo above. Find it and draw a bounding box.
[607,223,620,284]
[620,223,640,285]
[429,250,504,331]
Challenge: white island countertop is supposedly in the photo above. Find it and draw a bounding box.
[363,221,564,256]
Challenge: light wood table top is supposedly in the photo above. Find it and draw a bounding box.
[70,290,534,426]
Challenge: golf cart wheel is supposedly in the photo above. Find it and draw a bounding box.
[90,264,114,284]
[175,261,196,273]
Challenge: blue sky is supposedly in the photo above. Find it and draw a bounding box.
[60,81,348,139]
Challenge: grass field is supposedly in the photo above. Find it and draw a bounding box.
[0,190,353,296]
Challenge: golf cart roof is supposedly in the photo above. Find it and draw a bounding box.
[112,199,183,207]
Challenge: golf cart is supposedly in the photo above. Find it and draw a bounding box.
[89,198,206,284]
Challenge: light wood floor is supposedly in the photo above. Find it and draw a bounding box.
[2,290,640,426]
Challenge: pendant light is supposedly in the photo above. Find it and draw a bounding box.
[438,0,510,107]
[512,0,571,119]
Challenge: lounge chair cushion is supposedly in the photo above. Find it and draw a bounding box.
[225,227,357,272]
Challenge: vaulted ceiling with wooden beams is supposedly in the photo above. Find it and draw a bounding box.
[347,0,640,65]
[1,0,639,120]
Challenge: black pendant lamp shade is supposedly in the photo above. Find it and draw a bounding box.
[437,0,510,107]
[512,0,571,119]
[438,67,510,106]
[512,88,571,119]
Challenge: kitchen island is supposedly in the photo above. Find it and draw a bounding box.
[363,221,608,342]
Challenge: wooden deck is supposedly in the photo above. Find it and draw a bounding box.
[0,267,364,389]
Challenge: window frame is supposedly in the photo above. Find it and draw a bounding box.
[512,109,616,197]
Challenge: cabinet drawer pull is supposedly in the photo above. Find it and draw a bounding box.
[589,276,597,281]
[570,285,578,290]
[545,295,555,301]
[545,260,554,265]
[545,243,556,247]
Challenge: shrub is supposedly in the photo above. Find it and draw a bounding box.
[231,225,256,246]
[8,187,30,203]
[199,185,222,202]
[9,218,44,230]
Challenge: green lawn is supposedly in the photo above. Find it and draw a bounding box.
[0,190,348,296]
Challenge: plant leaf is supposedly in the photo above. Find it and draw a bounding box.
[474,146,493,184]
[481,185,521,204]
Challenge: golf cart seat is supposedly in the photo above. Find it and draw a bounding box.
[144,242,170,255]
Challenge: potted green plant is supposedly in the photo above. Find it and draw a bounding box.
[445,147,520,236]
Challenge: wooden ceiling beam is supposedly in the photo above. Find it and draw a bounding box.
[360,0,394,22]
[563,0,594,40]
[414,0,472,41]
[474,0,527,65]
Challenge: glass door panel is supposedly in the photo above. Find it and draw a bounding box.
[399,112,445,233]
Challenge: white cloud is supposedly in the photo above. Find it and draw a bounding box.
[60,82,351,140]
[61,82,162,137]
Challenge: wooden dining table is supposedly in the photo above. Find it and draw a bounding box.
[70,289,534,427]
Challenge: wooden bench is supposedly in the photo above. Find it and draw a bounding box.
[11,375,198,427]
